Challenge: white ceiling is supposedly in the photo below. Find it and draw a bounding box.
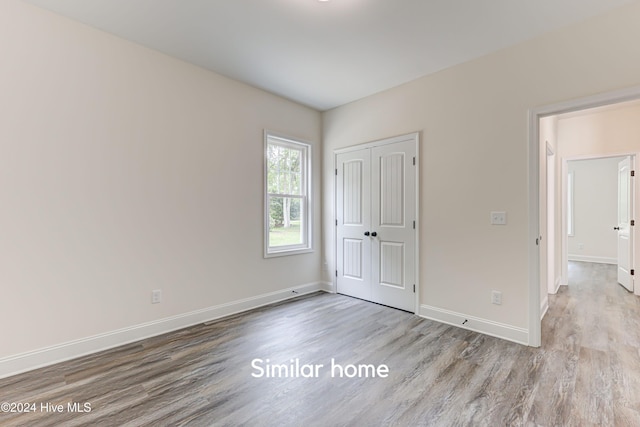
[25,0,638,111]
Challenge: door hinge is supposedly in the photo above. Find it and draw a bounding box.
[632,170,635,177]
[413,220,416,229]
[413,156,416,166]
[632,269,635,276]
[413,284,416,293]
[632,220,635,226]
[335,270,338,277]
[336,219,338,226]
[335,168,338,176]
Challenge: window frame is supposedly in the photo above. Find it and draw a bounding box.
[264,131,312,258]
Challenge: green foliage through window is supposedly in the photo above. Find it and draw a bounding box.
[265,134,310,255]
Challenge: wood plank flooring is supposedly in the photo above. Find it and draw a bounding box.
[2,261,640,426]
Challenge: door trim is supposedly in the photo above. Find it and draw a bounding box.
[334,132,420,314]
[529,84,640,347]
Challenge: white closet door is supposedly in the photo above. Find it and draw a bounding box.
[370,140,416,312]
[336,136,417,313]
[336,149,372,301]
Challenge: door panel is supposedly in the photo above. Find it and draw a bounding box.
[343,239,363,279]
[617,157,633,292]
[380,241,404,287]
[336,151,371,301]
[380,153,405,226]
[343,160,364,225]
[371,140,416,311]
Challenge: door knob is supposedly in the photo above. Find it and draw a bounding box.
[364,231,370,236]
[371,232,377,237]
[614,227,620,230]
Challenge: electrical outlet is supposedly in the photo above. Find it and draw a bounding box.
[151,289,162,304]
[490,211,507,225]
[491,290,502,305]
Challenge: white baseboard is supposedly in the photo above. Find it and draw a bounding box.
[0,282,330,380]
[320,281,335,293]
[540,296,549,320]
[418,304,529,345]
[568,255,617,265]
[547,276,561,295]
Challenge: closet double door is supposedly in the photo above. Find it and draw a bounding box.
[336,136,417,312]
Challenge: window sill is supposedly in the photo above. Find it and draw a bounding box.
[264,248,314,258]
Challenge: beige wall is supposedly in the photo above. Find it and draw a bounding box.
[558,102,640,158]
[323,1,640,331]
[0,1,322,359]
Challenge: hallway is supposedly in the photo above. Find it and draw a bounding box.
[539,261,640,424]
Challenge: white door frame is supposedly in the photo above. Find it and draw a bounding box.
[528,85,640,347]
[334,132,420,314]
[546,142,556,295]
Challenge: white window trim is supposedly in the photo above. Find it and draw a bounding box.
[264,131,313,258]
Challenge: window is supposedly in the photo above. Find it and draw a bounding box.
[567,170,574,236]
[264,132,311,257]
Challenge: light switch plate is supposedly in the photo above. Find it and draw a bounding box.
[490,211,507,225]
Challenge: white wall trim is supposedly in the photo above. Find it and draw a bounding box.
[540,296,549,320]
[0,282,329,380]
[334,132,419,154]
[567,255,617,265]
[419,305,529,345]
[552,277,562,294]
[533,85,640,117]
[320,281,335,293]
[561,159,569,293]
[528,108,542,347]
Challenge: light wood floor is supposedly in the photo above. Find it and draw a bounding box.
[2,261,640,426]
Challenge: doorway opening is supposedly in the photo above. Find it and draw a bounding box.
[529,86,640,347]
[561,154,635,292]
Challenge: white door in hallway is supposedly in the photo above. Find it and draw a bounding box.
[336,136,417,312]
[617,156,633,292]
